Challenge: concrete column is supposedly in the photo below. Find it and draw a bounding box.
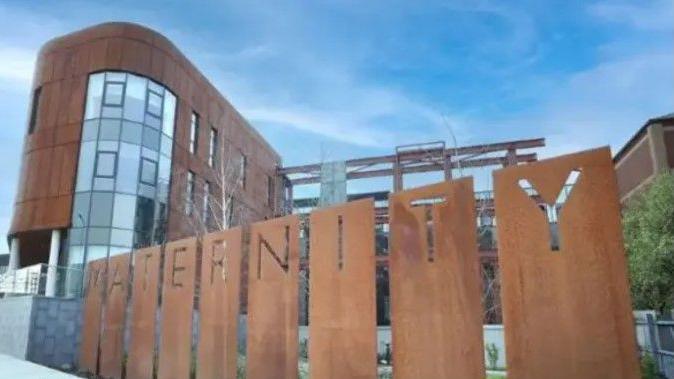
[648,123,669,173]
[8,237,19,271]
[45,229,61,297]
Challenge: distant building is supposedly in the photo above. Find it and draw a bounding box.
[6,22,282,293]
[614,113,674,204]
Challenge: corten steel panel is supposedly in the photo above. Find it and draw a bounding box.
[246,215,299,379]
[127,246,162,379]
[197,228,243,379]
[157,237,198,379]
[100,252,131,379]
[79,257,108,374]
[389,178,486,379]
[309,199,377,379]
[493,147,640,379]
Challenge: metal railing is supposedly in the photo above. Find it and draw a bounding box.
[0,264,84,298]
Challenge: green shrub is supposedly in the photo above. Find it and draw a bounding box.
[640,353,664,379]
[485,342,499,370]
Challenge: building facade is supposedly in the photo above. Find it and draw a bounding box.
[7,22,282,293]
[614,113,674,204]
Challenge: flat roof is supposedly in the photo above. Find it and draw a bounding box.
[613,113,674,163]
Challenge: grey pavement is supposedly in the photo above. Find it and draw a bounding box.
[0,354,78,379]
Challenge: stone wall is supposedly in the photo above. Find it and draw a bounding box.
[26,296,82,370]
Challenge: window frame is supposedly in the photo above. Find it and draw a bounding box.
[190,112,199,154]
[139,157,159,186]
[94,151,118,179]
[186,171,195,215]
[239,154,247,189]
[102,81,125,107]
[208,127,218,167]
[146,89,164,118]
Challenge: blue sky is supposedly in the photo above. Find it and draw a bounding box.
[0,0,672,254]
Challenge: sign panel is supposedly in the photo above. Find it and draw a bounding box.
[157,237,198,379]
[79,257,107,374]
[127,246,162,379]
[99,252,131,379]
[309,199,377,379]
[494,147,640,379]
[389,179,485,379]
[246,215,299,379]
[197,228,242,379]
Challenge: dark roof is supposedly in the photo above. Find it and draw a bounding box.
[613,113,674,163]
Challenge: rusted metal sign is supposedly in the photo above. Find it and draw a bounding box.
[494,147,640,379]
[389,178,486,379]
[99,252,131,379]
[246,215,300,379]
[126,246,162,379]
[197,228,243,379]
[157,237,198,379]
[309,199,377,379]
[79,257,107,374]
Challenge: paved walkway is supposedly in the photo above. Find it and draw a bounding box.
[0,354,78,378]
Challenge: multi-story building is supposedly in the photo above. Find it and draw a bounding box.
[614,113,674,204]
[6,22,282,293]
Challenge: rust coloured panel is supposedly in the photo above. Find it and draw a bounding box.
[99,252,131,379]
[127,246,162,379]
[197,228,242,379]
[389,178,485,379]
[246,215,299,379]
[309,199,377,379]
[157,237,198,379]
[79,257,108,374]
[493,147,640,379]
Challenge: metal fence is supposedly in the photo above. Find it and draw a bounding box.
[635,313,674,378]
[0,264,83,298]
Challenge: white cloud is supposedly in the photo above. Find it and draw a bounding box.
[588,0,673,31]
[0,47,36,86]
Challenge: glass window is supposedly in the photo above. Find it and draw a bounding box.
[98,141,118,151]
[110,229,133,247]
[95,151,117,178]
[102,106,122,118]
[162,92,176,137]
[116,143,140,194]
[203,181,210,223]
[142,125,160,151]
[67,246,85,266]
[69,228,85,245]
[209,128,217,167]
[142,146,159,161]
[190,112,199,154]
[148,81,164,94]
[157,156,171,202]
[109,246,129,257]
[81,120,99,142]
[138,184,156,199]
[28,87,41,134]
[268,175,274,206]
[160,134,173,158]
[106,72,126,82]
[104,83,124,106]
[140,158,157,186]
[86,245,108,262]
[84,73,105,119]
[87,227,110,245]
[135,197,155,248]
[121,121,142,144]
[186,171,195,215]
[239,154,247,188]
[124,74,146,122]
[71,192,91,227]
[145,114,161,129]
[75,141,97,192]
[99,119,121,141]
[112,194,136,229]
[94,177,114,191]
[147,91,162,117]
[89,192,114,227]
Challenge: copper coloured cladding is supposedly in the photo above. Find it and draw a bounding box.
[246,215,299,379]
[309,199,377,379]
[79,257,108,374]
[126,246,161,379]
[389,178,485,379]
[157,237,198,379]
[197,228,242,379]
[494,147,640,379]
[99,252,131,379]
